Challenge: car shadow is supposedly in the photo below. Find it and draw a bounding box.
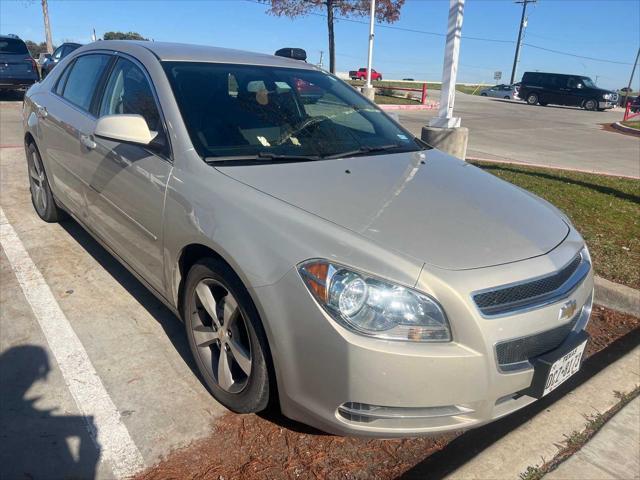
[0,90,25,102]
[58,219,200,379]
[488,98,608,112]
[399,328,640,479]
[0,345,101,479]
[478,164,640,204]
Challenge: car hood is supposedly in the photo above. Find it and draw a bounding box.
[216,150,569,270]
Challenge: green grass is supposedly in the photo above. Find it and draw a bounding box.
[621,120,640,130]
[471,161,640,289]
[348,79,485,95]
[374,94,420,105]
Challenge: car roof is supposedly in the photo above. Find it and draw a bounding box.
[80,40,318,70]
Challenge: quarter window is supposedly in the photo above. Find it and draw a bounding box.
[60,54,111,112]
[99,57,161,132]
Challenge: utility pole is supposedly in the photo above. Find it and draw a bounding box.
[318,50,324,69]
[622,47,640,109]
[41,0,53,54]
[510,0,535,85]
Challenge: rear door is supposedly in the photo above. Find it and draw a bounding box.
[37,53,113,217]
[82,55,172,291]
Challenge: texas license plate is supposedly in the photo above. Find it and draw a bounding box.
[542,340,587,396]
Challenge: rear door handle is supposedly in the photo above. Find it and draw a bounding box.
[80,134,96,150]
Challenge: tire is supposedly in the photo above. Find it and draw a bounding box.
[504,96,510,99]
[26,143,66,223]
[584,98,598,111]
[182,258,272,413]
[526,93,539,105]
[480,93,487,97]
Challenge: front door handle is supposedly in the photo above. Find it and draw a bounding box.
[80,134,97,150]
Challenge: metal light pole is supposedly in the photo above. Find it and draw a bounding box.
[429,0,465,128]
[41,0,53,54]
[622,47,640,109]
[365,0,376,89]
[510,0,535,85]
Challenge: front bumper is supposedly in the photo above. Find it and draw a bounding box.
[599,100,616,109]
[252,237,593,437]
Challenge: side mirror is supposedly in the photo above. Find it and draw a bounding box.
[577,83,583,89]
[94,114,157,145]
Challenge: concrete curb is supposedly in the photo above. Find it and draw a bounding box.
[445,346,640,480]
[594,276,640,317]
[611,121,640,136]
[378,103,439,111]
[467,156,640,180]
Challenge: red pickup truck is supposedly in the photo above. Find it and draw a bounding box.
[349,68,382,81]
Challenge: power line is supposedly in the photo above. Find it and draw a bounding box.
[246,0,634,67]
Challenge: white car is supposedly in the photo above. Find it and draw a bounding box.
[480,84,516,99]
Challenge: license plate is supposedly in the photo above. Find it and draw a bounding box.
[542,340,587,396]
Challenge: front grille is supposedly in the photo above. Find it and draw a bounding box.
[496,311,580,369]
[473,253,585,316]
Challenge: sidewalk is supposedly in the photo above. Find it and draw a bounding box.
[546,397,639,480]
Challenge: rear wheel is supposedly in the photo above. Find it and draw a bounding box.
[584,98,598,111]
[526,93,539,105]
[26,143,66,223]
[183,258,272,413]
[504,96,510,99]
[480,93,488,97]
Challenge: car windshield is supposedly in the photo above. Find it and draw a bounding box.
[581,77,597,88]
[163,62,423,161]
[0,38,29,55]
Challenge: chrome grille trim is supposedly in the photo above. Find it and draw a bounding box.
[472,250,590,317]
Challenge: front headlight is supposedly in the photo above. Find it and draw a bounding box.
[603,93,612,100]
[298,260,451,342]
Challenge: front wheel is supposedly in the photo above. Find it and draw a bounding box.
[26,143,66,223]
[504,96,510,99]
[480,93,488,97]
[183,258,272,413]
[526,93,539,105]
[584,98,598,111]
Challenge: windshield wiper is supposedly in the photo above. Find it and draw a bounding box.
[322,144,402,160]
[205,151,321,166]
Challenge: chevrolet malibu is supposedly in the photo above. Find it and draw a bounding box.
[22,41,594,437]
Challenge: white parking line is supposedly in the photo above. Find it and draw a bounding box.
[0,207,145,478]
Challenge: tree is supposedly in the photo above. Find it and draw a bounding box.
[103,31,148,41]
[263,0,405,74]
[24,40,51,58]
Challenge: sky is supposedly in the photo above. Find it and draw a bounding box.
[1,0,638,90]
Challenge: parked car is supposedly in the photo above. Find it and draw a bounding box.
[349,67,382,81]
[0,34,39,92]
[518,72,618,111]
[24,41,594,437]
[629,96,640,114]
[479,84,516,99]
[40,42,81,78]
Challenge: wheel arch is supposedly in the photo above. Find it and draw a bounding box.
[175,241,280,406]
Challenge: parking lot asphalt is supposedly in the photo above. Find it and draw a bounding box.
[398,93,640,178]
[0,101,226,478]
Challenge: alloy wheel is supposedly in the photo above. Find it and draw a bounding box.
[29,150,47,214]
[190,279,252,393]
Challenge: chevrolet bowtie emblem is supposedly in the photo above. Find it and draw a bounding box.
[559,299,578,322]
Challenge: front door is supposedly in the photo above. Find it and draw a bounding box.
[83,55,172,292]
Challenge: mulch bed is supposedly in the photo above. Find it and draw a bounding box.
[135,305,638,480]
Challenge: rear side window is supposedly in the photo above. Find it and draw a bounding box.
[60,54,111,112]
[0,38,29,55]
[98,57,161,131]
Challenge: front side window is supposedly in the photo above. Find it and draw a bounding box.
[60,54,111,112]
[52,46,63,60]
[163,62,422,160]
[99,57,160,131]
[581,77,596,88]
